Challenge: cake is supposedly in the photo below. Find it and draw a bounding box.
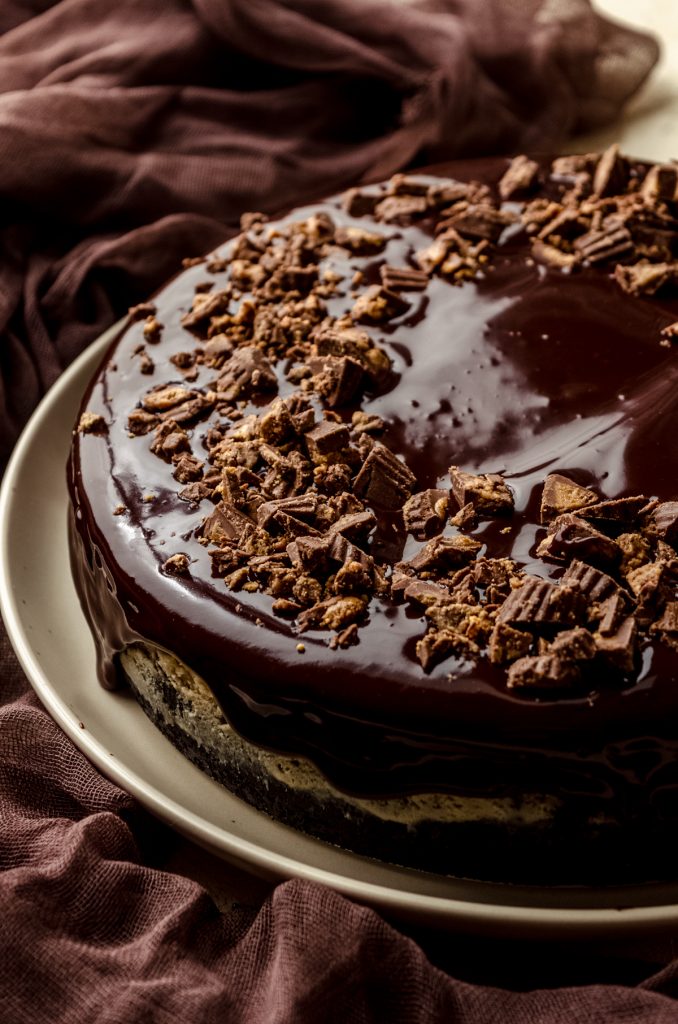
[68,148,678,885]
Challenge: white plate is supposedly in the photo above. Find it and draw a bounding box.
[4,326,678,939]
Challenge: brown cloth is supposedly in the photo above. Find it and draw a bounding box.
[0,0,673,1020]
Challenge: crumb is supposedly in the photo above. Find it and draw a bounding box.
[77,411,107,435]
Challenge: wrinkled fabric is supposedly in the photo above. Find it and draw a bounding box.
[0,0,658,462]
[0,1,671,1019]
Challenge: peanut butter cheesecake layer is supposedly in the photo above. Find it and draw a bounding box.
[69,149,678,883]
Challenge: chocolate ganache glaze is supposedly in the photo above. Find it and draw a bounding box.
[69,152,678,843]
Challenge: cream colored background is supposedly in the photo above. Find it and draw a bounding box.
[573,0,678,159]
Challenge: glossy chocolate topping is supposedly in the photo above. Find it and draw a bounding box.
[68,154,678,799]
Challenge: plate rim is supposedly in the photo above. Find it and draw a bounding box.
[4,327,678,937]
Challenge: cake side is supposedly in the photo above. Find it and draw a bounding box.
[118,640,678,884]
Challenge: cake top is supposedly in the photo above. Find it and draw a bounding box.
[71,147,678,762]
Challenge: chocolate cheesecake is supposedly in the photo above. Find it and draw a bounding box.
[68,148,678,884]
